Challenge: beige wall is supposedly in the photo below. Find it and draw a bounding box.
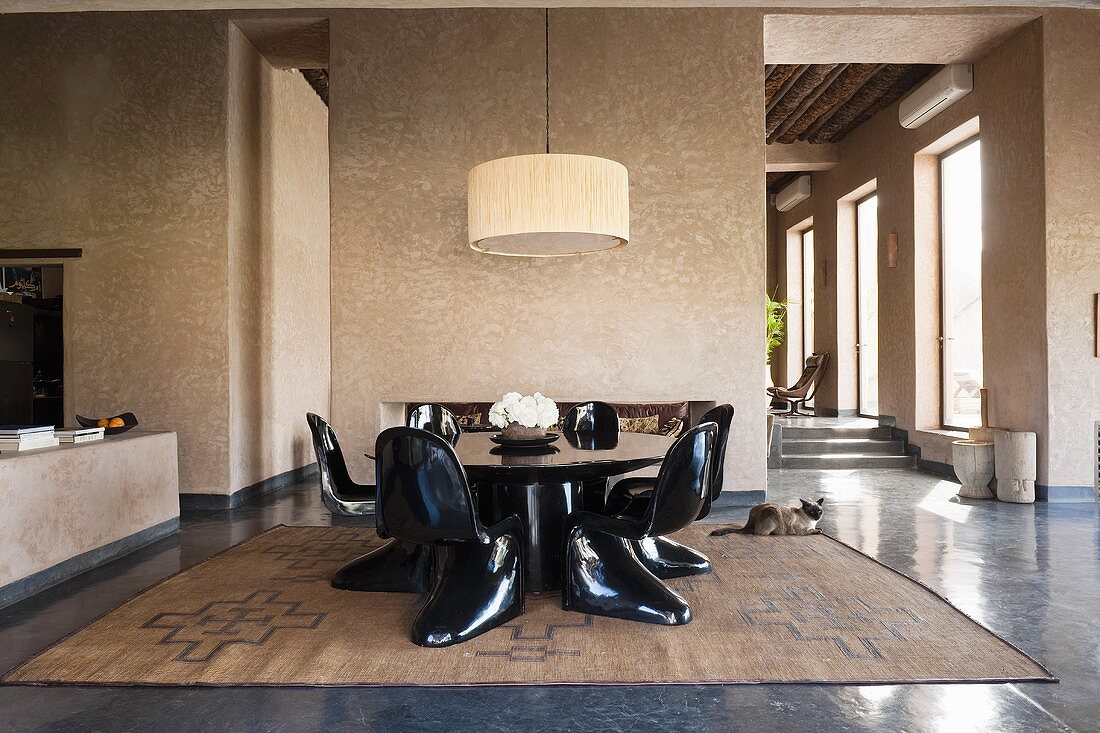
[228,26,331,494]
[1042,10,1100,491]
[0,13,329,496]
[769,20,1094,489]
[0,13,233,493]
[329,8,767,493]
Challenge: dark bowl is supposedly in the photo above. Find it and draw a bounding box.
[76,412,139,436]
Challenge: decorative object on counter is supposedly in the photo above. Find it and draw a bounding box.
[0,424,58,453]
[76,412,139,435]
[993,429,1036,504]
[952,440,995,499]
[968,388,995,443]
[56,426,105,444]
[488,392,559,442]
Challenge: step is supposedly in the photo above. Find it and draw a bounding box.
[782,438,905,455]
[780,425,893,440]
[780,453,915,470]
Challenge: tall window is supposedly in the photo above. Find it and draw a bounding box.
[856,194,879,417]
[940,138,983,429]
[801,228,815,371]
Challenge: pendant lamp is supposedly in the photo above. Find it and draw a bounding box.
[467,11,629,257]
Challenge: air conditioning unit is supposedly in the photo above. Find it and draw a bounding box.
[774,175,811,212]
[899,64,973,129]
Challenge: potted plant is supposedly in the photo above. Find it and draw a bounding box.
[765,292,787,449]
[765,292,787,391]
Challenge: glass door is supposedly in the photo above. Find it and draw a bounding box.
[856,194,879,417]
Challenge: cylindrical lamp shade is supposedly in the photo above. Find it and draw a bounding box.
[468,153,629,257]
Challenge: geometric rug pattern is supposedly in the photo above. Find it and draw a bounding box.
[4,526,1055,686]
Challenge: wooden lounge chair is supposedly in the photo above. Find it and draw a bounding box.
[768,352,829,416]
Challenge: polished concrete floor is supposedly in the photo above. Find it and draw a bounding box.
[2,467,1098,732]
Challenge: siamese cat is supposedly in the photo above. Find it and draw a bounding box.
[709,498,825,537]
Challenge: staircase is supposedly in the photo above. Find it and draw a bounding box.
[779,423,914,469]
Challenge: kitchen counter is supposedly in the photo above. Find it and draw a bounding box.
[0,430,180,607]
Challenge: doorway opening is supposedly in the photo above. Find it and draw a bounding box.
[0,265,64,427]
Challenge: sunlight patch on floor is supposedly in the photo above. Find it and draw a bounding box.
[917,481,972,523]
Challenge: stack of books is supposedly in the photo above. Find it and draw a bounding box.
[56,427,105,444]
[0,425,60,453]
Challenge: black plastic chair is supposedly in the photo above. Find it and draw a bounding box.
[306,413,431,594]
[406,403,462,445]
[376,426,525,647]
[604,404,734,579]
[563,401,620,437]
[562,422,715,626]
[562,401,620,510]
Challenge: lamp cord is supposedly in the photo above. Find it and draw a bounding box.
[545,7,550,155]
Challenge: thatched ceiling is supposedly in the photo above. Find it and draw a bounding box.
[300,68,329,106]
[765,63,936,192]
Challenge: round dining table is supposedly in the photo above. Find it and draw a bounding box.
[452,431,674,593]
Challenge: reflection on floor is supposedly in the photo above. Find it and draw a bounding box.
[1,466,1097,732]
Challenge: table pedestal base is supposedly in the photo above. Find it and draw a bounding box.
[487,481,581,593]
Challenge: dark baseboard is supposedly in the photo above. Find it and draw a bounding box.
[712,489,767,507]
[1036,485,1096,503]
[181,464,319,510]
[0,516,179,610]
[917,458,958,480]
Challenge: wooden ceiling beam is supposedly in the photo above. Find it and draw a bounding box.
[804,64,912,143]
[765,64,801,111]
[785,63,884,143]
[796,64,888,143]
[765,64,808,116]
[765,64,835,139]
[768,63,849,144]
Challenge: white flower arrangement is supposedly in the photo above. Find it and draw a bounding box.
[488,392,560,431]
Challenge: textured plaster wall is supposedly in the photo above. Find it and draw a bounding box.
[329,8,767,492]
[0,13,329,496]
[227,27,331,494]
[0,432,179,587]
[769,23,1049,473]
[0,13,232,493]
[1042,10,1100,491]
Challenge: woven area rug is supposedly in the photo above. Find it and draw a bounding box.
[4,525,1054,687]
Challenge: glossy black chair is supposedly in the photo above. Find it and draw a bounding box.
[562,422,715,626]
[406,403,462,446]
[306,413,432,594]
[604,404,734,579]
[376,426,525,647]
[562,401,620,511]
